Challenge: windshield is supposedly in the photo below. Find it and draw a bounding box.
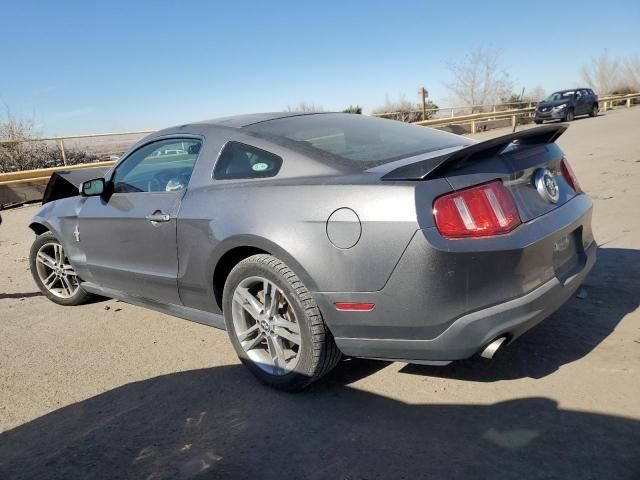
[245,113,472,168]
[546,91,576,101]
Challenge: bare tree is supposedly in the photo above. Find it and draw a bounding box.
[0,106,36,141]
[623,55,640,90]
[581,52,623,94]
[444,48,513,112]
[525,85,546,102]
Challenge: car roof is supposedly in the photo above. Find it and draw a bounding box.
[148,112,333,139]
[553,88,591,93]
[193,111,330,129]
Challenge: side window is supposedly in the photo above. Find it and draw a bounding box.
[113,138,202,193]
[213,141,283,180]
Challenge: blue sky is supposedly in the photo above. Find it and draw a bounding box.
[1,0,638,135]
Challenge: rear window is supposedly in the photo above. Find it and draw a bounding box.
[245,113,470,168]
[214,141,283,180]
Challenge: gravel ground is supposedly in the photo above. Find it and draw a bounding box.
[1,108,639,479]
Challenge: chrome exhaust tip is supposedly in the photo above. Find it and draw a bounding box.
[480,336,507,359]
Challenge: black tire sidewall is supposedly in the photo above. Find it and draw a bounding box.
[222,256,319,390]
[29,232,91,306]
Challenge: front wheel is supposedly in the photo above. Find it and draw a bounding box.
[589,104,599,117]
[29,231,94,306]
[563,108,575,122]
[223,254,341,391]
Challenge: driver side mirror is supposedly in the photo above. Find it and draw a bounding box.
[80,178,106,197]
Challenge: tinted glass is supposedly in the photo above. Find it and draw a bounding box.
[245,113,470,168]
[113,139,202,193]
[214,141,283,180]
[546,91,576,101]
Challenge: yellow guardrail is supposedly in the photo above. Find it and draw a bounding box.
[414,107,534,132]
[372,100,538,120]
[373,93,640,121]
[0,161,116,207]
[412,93,640,133]
[0,129,152,169]
[0,161,116,184]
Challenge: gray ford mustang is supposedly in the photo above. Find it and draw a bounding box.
[29,112,596,390]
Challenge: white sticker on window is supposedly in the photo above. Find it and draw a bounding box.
[252,162,269,172]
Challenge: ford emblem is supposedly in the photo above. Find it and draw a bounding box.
[534,168,560,204]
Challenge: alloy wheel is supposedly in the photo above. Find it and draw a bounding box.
[231,276,302,376]
[35,242,80,298]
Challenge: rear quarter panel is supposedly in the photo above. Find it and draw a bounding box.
[176,179,438,314]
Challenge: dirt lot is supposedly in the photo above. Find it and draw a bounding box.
[1,108,639,479]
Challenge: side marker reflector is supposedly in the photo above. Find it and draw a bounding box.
[335,302,375,312]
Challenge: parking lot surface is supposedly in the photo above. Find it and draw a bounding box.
[1,108,639,479]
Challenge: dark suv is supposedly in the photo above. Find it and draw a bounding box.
[534,88,599,124]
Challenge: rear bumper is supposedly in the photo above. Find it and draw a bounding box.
[334,241,595,361]
[315,194,596,362]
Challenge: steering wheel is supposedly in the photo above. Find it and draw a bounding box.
[147,176,164,192]
[147,172,188,192]
[147,170,175,192]
[164,175,188,192]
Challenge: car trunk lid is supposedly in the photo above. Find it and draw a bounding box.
[380,125,577,223]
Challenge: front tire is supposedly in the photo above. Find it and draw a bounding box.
[223,254,341,391]
[29,231,94,306]
[563,108,575,122]
[589,103,599,117]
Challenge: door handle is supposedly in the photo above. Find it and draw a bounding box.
[146,212,171,223]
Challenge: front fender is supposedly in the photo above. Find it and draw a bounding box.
[28,198,92,281]
[29,215,54,236]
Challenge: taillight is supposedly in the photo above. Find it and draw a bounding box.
[433,180,521,238]
[561,157,582,193]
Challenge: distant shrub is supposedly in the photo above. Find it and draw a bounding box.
[499,94,530,110]
[342,105,362,114]
[371,98,438,122]
[610,85,638,95]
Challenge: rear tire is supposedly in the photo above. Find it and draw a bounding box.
[29,231,94,306]
[223,254,341,391]
[589,103,599,117]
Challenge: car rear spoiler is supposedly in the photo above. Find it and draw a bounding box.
[381,124,568,181]
[42,166,110,204]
